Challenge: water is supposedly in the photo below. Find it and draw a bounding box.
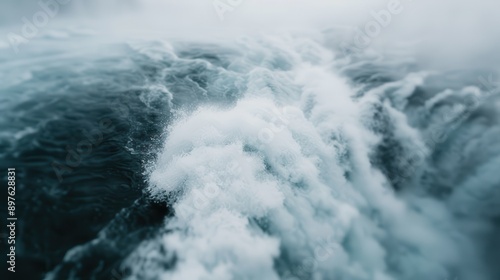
[0,10,499,280]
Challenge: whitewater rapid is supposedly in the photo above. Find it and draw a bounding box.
[110,35,499,280]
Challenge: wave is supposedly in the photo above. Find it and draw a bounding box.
[116,35,499,280]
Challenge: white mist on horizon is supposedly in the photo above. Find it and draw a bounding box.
[3,0,500,69]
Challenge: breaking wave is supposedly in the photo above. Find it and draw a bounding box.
[112,35,500,280]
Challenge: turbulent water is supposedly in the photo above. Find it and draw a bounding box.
[1,27,499,280]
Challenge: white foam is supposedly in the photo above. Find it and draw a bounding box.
[124,37,491,280]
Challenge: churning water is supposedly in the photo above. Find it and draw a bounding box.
[1,1,499,280]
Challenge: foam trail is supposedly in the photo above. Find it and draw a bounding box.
[120,36,494,280]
